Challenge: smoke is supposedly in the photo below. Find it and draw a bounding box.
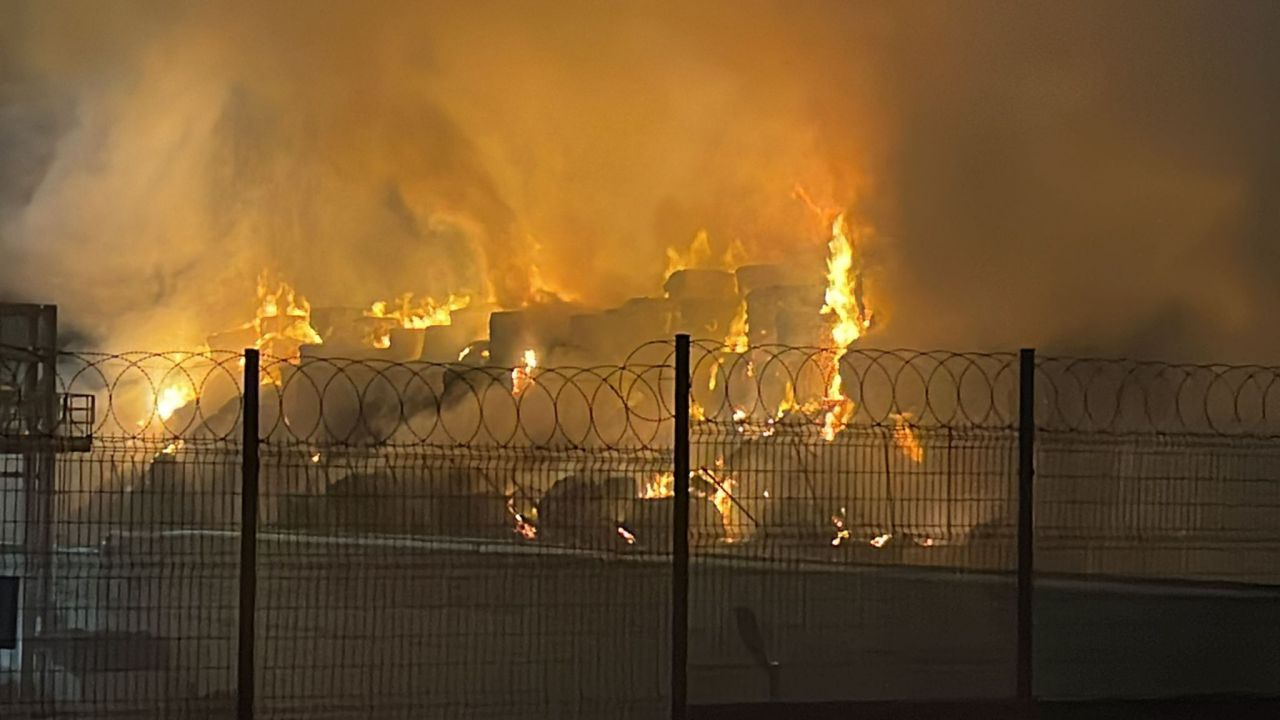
[2,0,1279,362]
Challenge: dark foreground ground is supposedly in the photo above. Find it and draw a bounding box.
[694,696,1280,720]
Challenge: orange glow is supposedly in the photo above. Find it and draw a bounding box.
[642,471,675,499]
[869,533,892,548]
[154,380,196,421]
[691,398,707,422]
[617,525,637,545]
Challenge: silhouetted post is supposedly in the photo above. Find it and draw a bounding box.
[1017,348,1036,706]
[238,349,260,720]
[672,334,691,720]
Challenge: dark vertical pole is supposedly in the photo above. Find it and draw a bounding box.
[1016,348,1036,706]
[671,334,691,720]
[238,349,260,720]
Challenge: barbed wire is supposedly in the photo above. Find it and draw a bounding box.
[1037,356,1280,436]
[17,345,1280,444]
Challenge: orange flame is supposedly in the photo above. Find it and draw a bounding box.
[364,292,470,348]
[816,212,871,441]
[664,229,713,279]
[249,272,323,364]
[891,412,925,463]
[511,348,538,396]
[642,467,738,540]
[724,301,749,353]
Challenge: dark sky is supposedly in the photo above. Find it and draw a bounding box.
[1,0,1279,361]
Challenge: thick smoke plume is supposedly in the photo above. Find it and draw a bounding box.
[2,0,1279,362]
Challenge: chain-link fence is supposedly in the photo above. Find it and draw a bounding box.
[3,342,1279,717]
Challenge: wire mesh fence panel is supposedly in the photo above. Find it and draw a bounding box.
[1033,357,1280,700]
[4,351,245,718]
[7,344,1280,716]
[685,346,1021,703]
[252,355,677,720]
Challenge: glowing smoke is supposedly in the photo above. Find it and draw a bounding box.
[2,1,1279,362]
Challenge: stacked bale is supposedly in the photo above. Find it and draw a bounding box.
[664,269,739,338]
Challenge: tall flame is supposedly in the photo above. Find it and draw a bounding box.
[821,212,869,348]
[818,212,871,441]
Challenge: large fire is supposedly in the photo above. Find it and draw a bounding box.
[248,273,323,362]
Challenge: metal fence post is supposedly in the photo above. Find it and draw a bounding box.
[672,334,691,720]
[1017,348,1036,706]
[238,348,260,720]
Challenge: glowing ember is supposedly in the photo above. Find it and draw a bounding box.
[691,399,707,422]
[154,380,196,421]
[514,515,537,540]
[511,348,538,396]
[506,498,539,540]
[617,525,637,545]
[160,439,184,455]
[869,533,892,548]
[642,471,675,499]
[776,381,797,418]
[891,412,925,463]
[831,508,851,546]
[707,473,739,542]
[310,451,321,464]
